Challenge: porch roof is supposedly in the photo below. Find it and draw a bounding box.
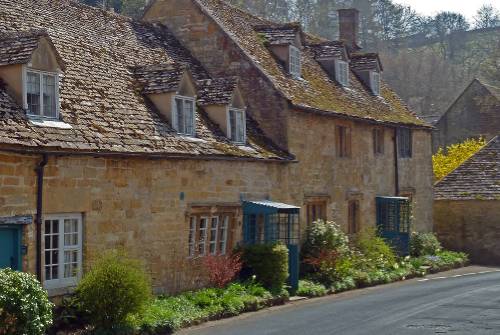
[243,200,300,214]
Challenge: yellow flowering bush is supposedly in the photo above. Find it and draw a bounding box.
[433,137,486,181]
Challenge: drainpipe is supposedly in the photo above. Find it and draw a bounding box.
[393,128,399,196]
[35,154,48,281]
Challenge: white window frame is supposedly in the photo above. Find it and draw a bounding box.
[370,71,381,96]
[335,59,349,87]
[188,216,197,257]
[209,216,219,256]
[227,107,246,144]
[219,216,229,255]
[23,65,60,120]
[289,45,301,78]
[198,216,209,256]
[172,95,196,136]
[42,213,83,290]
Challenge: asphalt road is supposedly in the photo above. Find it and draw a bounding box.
[179,266,500,335]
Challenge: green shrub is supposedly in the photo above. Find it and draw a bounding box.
[297,280,327,297]
[75,250,152,332]
[354,228,396,270]
[240,242,288,292]
[410,232,442,256]
[302,220,350,259]
[0,269,53,335]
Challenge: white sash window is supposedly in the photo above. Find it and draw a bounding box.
[43,214,82,290]
[25,69,59,119]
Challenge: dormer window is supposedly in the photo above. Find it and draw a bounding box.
[25,69,59,119]
[289,45,301,77]
[174,96,196,136]
[335,60,349,87]
[228,108,246,144]
[370,71,380,96]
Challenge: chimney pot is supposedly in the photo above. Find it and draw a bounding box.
[338,8,360,50]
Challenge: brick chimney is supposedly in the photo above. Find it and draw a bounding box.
[338,9,360,50]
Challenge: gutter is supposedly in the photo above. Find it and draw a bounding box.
[0,146,297,164]
[293,103,434,131]
[393,128,399,196]
[35,153,48,282]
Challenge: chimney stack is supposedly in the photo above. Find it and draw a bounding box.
[338,9,360,50]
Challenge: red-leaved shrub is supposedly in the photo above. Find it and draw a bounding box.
[202,253,243,288]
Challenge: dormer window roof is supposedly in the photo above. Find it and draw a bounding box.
[254,23,303,78]
[197,77,247,144]
[0,30,65,121]
[349,53,383,95]
[309,41,350,86]
[133,63,198,137]
[133,63,188,94]
[0,30,65,69]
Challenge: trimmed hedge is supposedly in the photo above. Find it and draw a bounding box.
[0,268,53,335]
[240,242,289,292]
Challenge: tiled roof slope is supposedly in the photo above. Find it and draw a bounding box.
[0,0,290,160]
[194,0,428,127]
[435,136,499,200]
[482,81,500,101]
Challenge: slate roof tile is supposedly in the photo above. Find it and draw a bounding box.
[350,53,383,72]
[197,77,238,106]
[253,23,301,46]
[0,0,291,161]
[308,41,346,60]
[434,136,499,200]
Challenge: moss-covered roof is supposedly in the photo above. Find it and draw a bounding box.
[194,0,429,128]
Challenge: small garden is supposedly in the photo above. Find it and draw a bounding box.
[0,222,468,335]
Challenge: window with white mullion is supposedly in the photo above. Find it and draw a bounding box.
[26,69,58,118]
[43,214,82,289]
[198,217,208,256]
[335,60,349,87]
[174,96,196,136]
[289,45,301,77]
[229,108,246,143]
[370,71,381,96]
[219,216,229,255]
[188,217,196,257]
[209,216,219,255]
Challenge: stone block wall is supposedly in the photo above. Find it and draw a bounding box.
[287,110,434,233]
[0,151,288,294]
[434,200,500,264]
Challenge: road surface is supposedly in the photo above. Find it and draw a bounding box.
[179,266,500,335]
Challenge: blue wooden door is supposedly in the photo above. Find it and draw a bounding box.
[0,227,21,270]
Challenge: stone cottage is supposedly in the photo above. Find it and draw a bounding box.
[0,0,433,296]
[433,78,500,152]
[434,136,499,264]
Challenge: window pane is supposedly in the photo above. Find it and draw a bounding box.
[237,110,245,142]
[42,74,57,117]
[198,218,208,255]
[229,109,236,141]
[219,216,229,255]
[184,100,194,135]
[27,72,40,115]
[175,98,184,133]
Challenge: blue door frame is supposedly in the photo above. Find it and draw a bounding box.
[242,201,301,292]
[376,196,411,256]
[0,225,22,271]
